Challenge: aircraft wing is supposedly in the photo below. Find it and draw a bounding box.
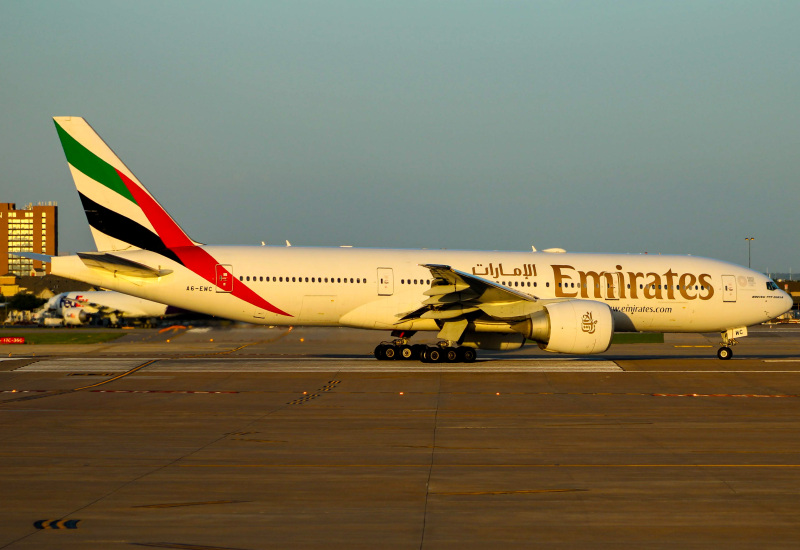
[400,264,545,324]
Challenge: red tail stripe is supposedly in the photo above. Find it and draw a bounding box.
[117,170,291,317]
[117,170,193,248]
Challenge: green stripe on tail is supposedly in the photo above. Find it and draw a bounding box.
[54,120,136,203]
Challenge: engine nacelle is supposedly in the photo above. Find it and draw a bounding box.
[518,300,614,354]
[62,307,89,326]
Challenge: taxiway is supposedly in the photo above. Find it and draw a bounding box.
[2,325,800,549]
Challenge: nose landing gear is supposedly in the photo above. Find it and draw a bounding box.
[717,327,746,360]
[717,346,733,360]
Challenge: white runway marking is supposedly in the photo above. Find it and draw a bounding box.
[15,357,622,373]
[14,359,155,372]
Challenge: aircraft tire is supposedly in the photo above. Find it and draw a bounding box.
[383,345,398,360]
[445,348,459,363]
[374,344,389,360]
[399,345,414,360]
[427,348,443,363]
[717,346,733,360]
[458,347,476,363]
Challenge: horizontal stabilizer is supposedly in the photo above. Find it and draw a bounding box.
[77,252,173,278]
[9,252,53,263]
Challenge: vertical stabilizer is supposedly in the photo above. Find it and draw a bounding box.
[53,117,199,258]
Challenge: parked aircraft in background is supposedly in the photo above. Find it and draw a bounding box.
[44,117,792,361]
[36,290,174,327]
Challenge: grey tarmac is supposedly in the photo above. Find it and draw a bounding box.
[2,325,800,549]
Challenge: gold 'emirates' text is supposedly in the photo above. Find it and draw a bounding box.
[552,264,714,301]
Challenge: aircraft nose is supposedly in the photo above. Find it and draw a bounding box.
[784,291,795,313]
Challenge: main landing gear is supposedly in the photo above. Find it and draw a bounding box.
[374,339,477,363]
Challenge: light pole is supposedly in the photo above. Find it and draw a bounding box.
[745,237,755,268]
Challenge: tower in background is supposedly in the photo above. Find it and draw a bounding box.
[1,202,58,276]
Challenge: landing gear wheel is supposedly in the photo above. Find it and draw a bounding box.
[444,348,459,363]
[374,344,398,361]
[383,345,398,360]
[427,348,444,363]
[399,345,415,360]
[717,346,733,360]
[458,347,477,363]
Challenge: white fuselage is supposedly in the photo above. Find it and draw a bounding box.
[50,246,792,334]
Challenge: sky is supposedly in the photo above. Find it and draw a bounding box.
[1,1,798,274]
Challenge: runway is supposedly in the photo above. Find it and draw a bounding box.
[14,357,622,373]
[2,325,800,549]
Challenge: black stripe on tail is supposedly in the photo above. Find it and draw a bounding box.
[78,192,182,264]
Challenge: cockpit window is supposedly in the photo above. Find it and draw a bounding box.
[766,281,780,291]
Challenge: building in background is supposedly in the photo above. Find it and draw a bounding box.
[0,202,58,276]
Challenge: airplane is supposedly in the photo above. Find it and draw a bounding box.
[45,116,792,362]
[35,290,176,327]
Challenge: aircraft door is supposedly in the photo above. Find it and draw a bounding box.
[216,264,233,293]
[722,275,737,302]
[602,272,622,300]
[377,268,394,296]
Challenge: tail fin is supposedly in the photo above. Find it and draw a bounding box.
[53,117,200,260]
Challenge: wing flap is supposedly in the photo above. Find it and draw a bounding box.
[399,264,544,326]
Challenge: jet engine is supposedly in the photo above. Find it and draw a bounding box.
[62,307,90,326]
[516,300,614,354]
